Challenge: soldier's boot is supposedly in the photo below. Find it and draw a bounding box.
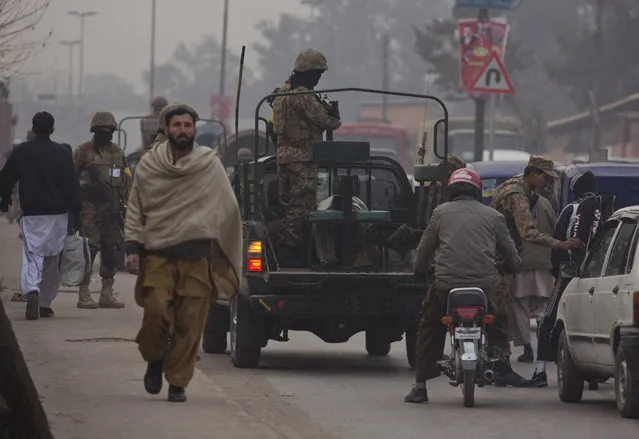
[98,278,125,309]
[77,285,99,309]
[404,383,429,403]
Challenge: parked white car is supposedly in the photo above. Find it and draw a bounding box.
[555,206,639,418]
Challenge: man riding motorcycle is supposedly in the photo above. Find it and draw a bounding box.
[405,168,526,404]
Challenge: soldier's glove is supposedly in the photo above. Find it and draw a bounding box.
[328,100,340,120]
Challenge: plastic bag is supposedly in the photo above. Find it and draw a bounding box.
[59,234,92,287]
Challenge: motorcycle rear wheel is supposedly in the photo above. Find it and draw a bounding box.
[462,370,476,408]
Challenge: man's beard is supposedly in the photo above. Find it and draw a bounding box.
[169,133,195,151]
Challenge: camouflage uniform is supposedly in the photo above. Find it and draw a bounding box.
[490,156,561,251]
[141,96,168,151]
[271,49,342,248]
[74,112,132,309]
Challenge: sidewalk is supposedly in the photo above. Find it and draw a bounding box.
[0,220,278,439]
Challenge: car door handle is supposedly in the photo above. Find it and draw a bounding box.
[588,287,595,295]
[612,286,619,295]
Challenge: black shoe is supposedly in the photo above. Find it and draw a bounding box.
[168,385,187,402]
[493,361,535,388]
[144,359,164,395]
[531,369,548,387]
[517,350,535,363]
[25,291,39,321]
[39,307,54,318]
[404,385,428,403]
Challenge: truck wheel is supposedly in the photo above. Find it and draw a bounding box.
[366,331,391,357]
[405,321,417,369]
[615,346,639,418]
[202,303,229,354]
[557,330,584,403]
[230,294,262,368]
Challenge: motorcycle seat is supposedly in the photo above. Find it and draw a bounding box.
[447,287,488,313]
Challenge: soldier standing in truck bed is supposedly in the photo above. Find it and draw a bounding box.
[270,49,342,258]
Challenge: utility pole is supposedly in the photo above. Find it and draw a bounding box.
[219,0,229,96]
[381,34,389,123]
[473,8,489,162]
[60,40,80,106]
[150,0,157,101]
[68,10,98,102]
[591,0,604,150]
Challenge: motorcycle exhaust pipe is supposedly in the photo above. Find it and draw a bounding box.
[483,369,495,382]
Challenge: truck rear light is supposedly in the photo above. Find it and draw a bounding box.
[456,307,480,321]
[633,292,639,326]
[248,241,262,254]
[248,258,262,272]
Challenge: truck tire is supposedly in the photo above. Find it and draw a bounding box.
[366,330,391,357]
[230,294,262,368]
[615,346,639,418]
[405,321,417,369]
[202,303,229,354]
[557,330,584,403]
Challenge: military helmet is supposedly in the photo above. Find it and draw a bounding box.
[90,111,118,132]
[293,49,328,73]
[151,96,168,110]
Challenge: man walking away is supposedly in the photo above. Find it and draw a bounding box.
[509,194,556,363]
[125,103,243,402]
[0,112,82,320]
[536,171,602,385]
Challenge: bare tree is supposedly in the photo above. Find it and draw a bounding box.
[0,0,51,78]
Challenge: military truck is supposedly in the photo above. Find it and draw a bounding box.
[201,87,451,369]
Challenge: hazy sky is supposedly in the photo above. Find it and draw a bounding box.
[34,0,309,92]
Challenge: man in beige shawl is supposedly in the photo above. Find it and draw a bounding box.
[124,103,242,403]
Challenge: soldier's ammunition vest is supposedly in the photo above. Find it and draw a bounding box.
[81,143,125,211]
[490,177,536,253]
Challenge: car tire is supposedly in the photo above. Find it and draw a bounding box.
[202,303,229,354]
[557,329,584,403]
[366,330,391,357]
[615,346,639,418]
[230,294,262,368]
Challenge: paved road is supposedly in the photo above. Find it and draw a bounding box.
[1,218,636,438]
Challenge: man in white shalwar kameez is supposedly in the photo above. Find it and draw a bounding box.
[0,112,82,320]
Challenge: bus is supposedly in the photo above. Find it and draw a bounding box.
[422,116,526,163]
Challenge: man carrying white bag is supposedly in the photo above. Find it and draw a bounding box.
[60,234,93,288]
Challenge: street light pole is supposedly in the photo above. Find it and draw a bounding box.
[150,0,157,101]
[60,40,81,106]
[219,0,229,97]
[68,10,98,102]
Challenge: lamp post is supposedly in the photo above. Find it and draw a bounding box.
[149,0,157,101]
[219,0,229,97]
[60,40,81,106]
[68,10,98,101]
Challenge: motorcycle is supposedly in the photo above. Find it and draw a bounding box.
[438,287,499,407]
